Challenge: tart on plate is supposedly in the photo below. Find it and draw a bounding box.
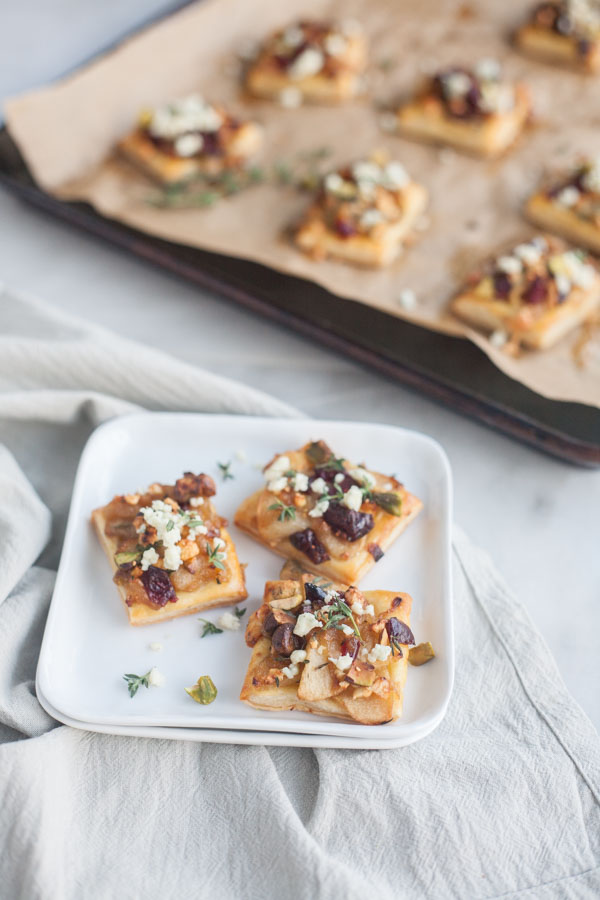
[118,94,262,184]
[396,60,531,157]
[233,439,422,584]
[240,575,415,725]
[451,235,600,349]
[245,19,367,105]
[294,153,428,266]
[525,156,600,253]
[92,472,247,625]
[514,1,600,72]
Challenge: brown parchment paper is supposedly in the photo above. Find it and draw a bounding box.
[5,0,600,408]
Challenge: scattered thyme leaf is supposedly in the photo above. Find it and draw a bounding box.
[323,597,361,638]
[123,670,152,698]
[268,499,296,522]
[206,543,226,571]
[166,520,175,532]
[199,618,224,637]
[234,606,246,619]
[217,460,234,481]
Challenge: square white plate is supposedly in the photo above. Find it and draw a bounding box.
[37,413,453,748]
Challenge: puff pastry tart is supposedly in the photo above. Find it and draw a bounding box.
[245,19,366,105]
[240,575,415,725]
[396,60,531,157]
[233,440,422,584]
[515,1,600,72]
[295,155,428,266]
[525,157,600,254]
[451,235,600,349]
[118,94,262,184]
[92,472,247,625]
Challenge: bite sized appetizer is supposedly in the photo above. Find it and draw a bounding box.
[525,156,600,254]
[295,154,428,266]
[92,472,247,625]
[233,440,422,584]
[396,60,531,157]
[245,19,367,105]
[240,577,415,725]
[451,235,600,349]
[515,1,600,72]
[118,94,262,184]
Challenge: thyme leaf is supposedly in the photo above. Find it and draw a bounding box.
[123,670,152,698]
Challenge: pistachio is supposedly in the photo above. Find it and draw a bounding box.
[408,642,435,666]
[371,491,403,516]
[185,675,218,704]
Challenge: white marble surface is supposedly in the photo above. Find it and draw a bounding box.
[1,2,598,729]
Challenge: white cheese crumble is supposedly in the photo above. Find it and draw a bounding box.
[496,255,522,275]
[293,613,323,636]
[310,477,328,495]
[550,250,596,289]
[443,71,471,97]
[479,83,514,115]
[147,667,165,687]
[474,57,501,82]
[281,663,300,679]
[351,600,365,615]
[292,472,309,492]
[279,87,302,108]
[489,330,509,349]
[555,186,581,208]
[514,242,542,266]
[360,209,385,229]
[217,612,241,631]
[382,161,409,190]
[174,133,203,157]
[324,33,347,57]
[189,496,204,507]
[329,653,354,672]
[340,624,354,636]
[398,289,417,311]
[148,95,222,140]
[148,642,163,652]
[140,547,159,571]
[334,472,346,484]
[343,485,364,512]
[288,47,325,80]
[140,499,183,571]
[582,157,600,193]
[349,467,377,490]
[365,604,375,616]
[290,649,307,664]
[309,497,330,518]
[368,643,392,664]
[282,25,304,47]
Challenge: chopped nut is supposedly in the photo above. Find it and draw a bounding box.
[179,540,200,561]
[124,493,140,506]
[408,642,435,666]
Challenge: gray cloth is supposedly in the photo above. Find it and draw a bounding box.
[0,287,598,900]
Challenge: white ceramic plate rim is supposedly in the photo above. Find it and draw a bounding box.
[37,413,454,746]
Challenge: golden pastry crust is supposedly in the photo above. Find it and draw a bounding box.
[233,440,423,584]
[525,193,600,254]
[118,96,262,185]
[92,474,246,626]
[246,19,367,104]
[451,235,600,349]
[525,159,600,253]
[514,0,600,73]
[240,577,414,725]
[397,70,531,157]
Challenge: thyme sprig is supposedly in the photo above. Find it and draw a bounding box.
[268,498,296,522]
[233,606,246,619]
[206,543,226,570]
[199,618,223,637]
[123,670,152,698]
[322,597,361,639]
[217,460,234,481]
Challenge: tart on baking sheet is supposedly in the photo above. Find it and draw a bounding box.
[240,576,415,725]
[233,440,422,584]
[92,472,247,625]
[294,154,428,266]
[245,19,367,105]
[514,1,600,72]
[451,235,600,349]
[525,157,600,254]
[118,94,262,185]
[396,60,531,157]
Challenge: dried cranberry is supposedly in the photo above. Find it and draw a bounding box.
[578,39,591,57]
[340,637,360,661]
[335,219,357,238]
[140,566,177,608]
[304,582,329,609]
[290,529,330,565]
[311,467,356,493]
[386,617,415,647]
[522,275,548,305]
[367,543,384,562]
[200,132,223,157]
[493,271,512,299]
[323,503,374,542]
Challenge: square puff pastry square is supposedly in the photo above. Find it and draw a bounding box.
[245,19,367,104]
[295,154,428,267]
[525,157,600,254]
[451,235,600,349]
[515,2,600,72]
[233,439,422,585]
[240,575,415,725]
[396,61,531,158]
[118,94,262,185]
[92,472,246,626]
